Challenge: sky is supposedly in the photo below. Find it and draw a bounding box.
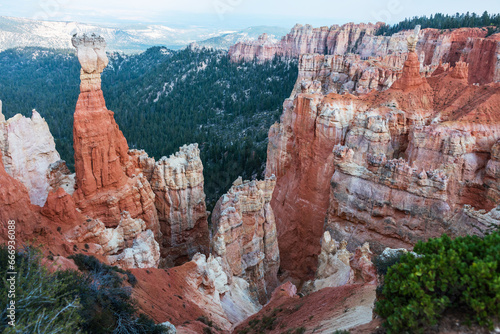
[1,0,499,30]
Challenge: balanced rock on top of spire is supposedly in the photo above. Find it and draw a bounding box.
[72,33,109,92]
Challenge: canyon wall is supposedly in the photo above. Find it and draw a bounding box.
[229,23,382,63]
[230,24,500,94]
[266,29,500,280]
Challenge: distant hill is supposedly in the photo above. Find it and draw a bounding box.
[195,26,289,50]
[0,16,288,53]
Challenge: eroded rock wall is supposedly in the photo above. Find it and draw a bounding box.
[211,176,280,304]
[231,25,499,95]
[148,144,209,267]
[266,29,500,280]
[229,22,382,63]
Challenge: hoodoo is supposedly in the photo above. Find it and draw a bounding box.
[71,34,159,234]
[391,26,428,90]
[70,34,212,268]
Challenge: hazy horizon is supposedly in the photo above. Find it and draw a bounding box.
[1,0,499,30]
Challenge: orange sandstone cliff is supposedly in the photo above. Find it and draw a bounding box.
[266,26,500,281]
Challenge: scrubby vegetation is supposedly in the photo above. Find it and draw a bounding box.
[0,248,169,333]
[0,47,297,211]
[0,246,82,333]
[376,11,500,36]
[66,254,167,333]
[376,232,500,333]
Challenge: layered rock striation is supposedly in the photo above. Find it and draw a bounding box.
[231,24,500,95]
[147,144,209,267]
[229,23,382,63]
[266,26,500,280]
[211,176,280,304]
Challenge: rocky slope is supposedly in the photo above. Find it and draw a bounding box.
[234,282,377,334]
[230,24,500,95]
[131,253,262,333]
[266,27,500,280]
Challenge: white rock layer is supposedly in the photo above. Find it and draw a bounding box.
[0,108,68,206]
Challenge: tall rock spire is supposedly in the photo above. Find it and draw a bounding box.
[391,25,428,91]
[71,34,159,235]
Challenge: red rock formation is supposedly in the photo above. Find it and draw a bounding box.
[71,34,159,237]
[450,60,469,80]
[302,233,377,293]
[0,150,81,257]
[229,22,382,63]
[211,176,280,304]
[230,25,499,92]
[41,187,80,225]
[466,34,500,84]
[266,27,500,280]
[266,92,369,280]
[0,150,41,240]
[391,52,428,90]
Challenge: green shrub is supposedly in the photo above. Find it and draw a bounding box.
[260,315,276,330]
[0,246,83,333]
[376,232,500,333]
[197,315,213,327]
[295,327,306,334]
[486,27,500,37]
